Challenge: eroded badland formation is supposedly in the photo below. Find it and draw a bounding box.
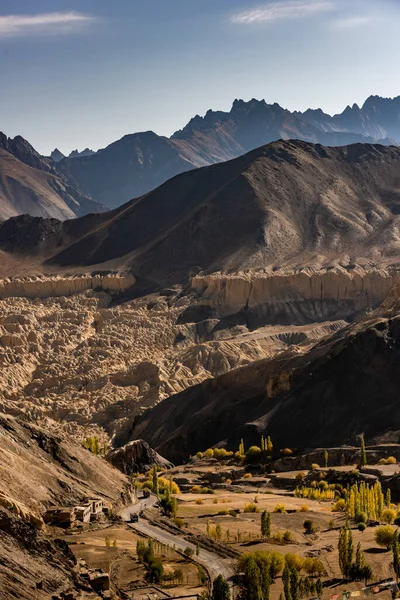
[4,139,400,599]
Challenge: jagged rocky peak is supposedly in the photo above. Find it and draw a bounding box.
[0,132,54,173]
[50,148,66,162]
[68,147,95,159]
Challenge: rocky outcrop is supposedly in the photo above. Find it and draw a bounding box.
[0,273,135,300]
[107,439,172,475]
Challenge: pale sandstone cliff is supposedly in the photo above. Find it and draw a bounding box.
[0,273,135,300]
[192,267,400,324]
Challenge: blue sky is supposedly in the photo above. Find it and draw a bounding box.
[1,0,400,154]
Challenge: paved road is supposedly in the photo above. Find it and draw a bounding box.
[128,519,234,583]
[119,494,235,588]
[119,495,158,522]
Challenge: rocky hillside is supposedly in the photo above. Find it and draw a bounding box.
[0,133,107,220]
[0,413,129,599]
[57,95,398,207]
[0,413,128,520]
[0,506,80,600]
[3,140,400,284]
[127,296,400,462]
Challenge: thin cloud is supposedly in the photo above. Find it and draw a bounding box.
[0,12,97,37]
[232,0,336,24]
[330,15,373,29]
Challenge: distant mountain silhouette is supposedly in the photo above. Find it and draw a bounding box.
[57,95,399,208]
[0,133,107,220]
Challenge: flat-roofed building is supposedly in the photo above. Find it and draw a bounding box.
[74,504,91,523]
[43,507,76,526]
[87,498,104,521]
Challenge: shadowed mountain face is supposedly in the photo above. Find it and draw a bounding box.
[57,95,400,208]
[124,301,400,462]
[0,133,107,220]
[3,140,400,283]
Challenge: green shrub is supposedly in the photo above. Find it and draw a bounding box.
[283,530,293,543]
[244,503,259,513]
[303,519,316,534]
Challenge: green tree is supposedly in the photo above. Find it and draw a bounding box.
[282,564,292,600]
[392,531,400,581]
[338,527,353,578]
[261,510,271,538]
[289,566,299,600]
[316,578,323,598]
[152,465,159,495]
[212,575,231,600]
[215,524,222,541]
[360,434,367,467]
[260,561,271,600]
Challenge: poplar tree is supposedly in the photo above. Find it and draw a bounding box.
[283,565,292,600]
[260,561,271,600]
[338,527,353,578]
[261,510,271,539]
[360,435,367,467]
[290,566,299,600]
[392,531,400,581]
[266,436,273,454]
[152,465,159,495]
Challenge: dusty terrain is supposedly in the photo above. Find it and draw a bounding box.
[61,525,206,598]
[0,283,345,441]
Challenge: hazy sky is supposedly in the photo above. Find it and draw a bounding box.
[1,0,400,154]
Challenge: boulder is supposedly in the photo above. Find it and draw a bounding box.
[106,439,172,475]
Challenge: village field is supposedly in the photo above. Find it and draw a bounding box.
[166,462,398,600]
[60,525,207,598]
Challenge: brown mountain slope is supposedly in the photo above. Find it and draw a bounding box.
[0,143,107,220]
[125,297,400,462]
[4,140,400,284]
[0,413,129,599]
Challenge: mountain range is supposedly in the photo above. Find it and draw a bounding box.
[1,94,400,220]
[2,139,400,284]
[56,95,399,209]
